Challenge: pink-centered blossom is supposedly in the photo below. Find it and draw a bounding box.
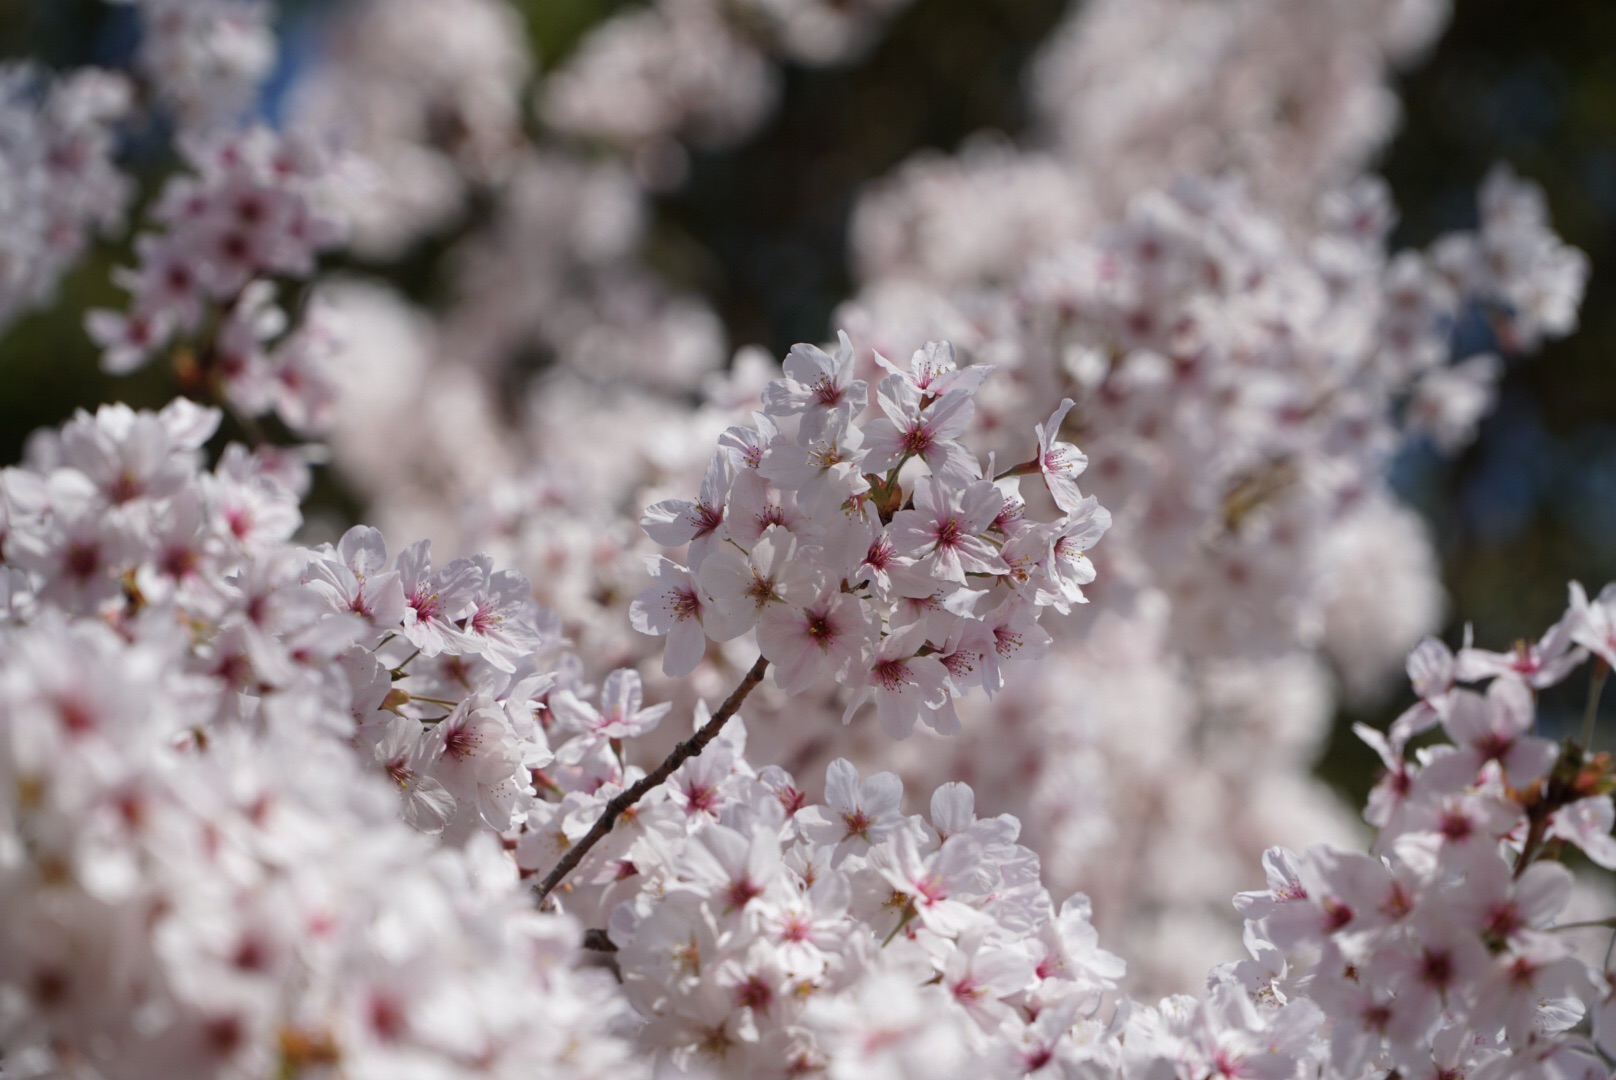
[1418,679,1559,792]
[757,402,868,517]
[760,330,868,440]
[756,587,871,695]
[630,556,750,677]
[888,475,1004,583]
[873,340,991,399]
[861,375,979,483]
[697,524,823,634]
[1033,398,1090,513]
[395,539,482,657]
[642,451,734,568]
[1455,605,1584,689]
[842,623,952,740]
[458,559,544,672]
[550,667,670,748]
[796,758,904,861]
[875,831,990,936]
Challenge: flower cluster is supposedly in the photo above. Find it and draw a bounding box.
[304,526,565,837]
[817,152,1579,985]
[3,399,290,620]
[0,404,639,1078]
[600,753,1126,1077]
[541,0,779,173]
[818,2,1587,976]
[287,0,534,257]
[631,334,1109,740]
[1028,0,1451,215]
[265,0,1593,993]
[0,65,131,330]
[1432,163,1592,356]
[85,126,349,431]
[15,390,1616,1079]
[0,391,1116,1080]
[1217,586,1616,1078]
[543,0,917,187]
[527,577,1616,1079]
[848,165,1584,663]
[6,4,1616,1078]
[104,0,276,133]
[0,398,557,824]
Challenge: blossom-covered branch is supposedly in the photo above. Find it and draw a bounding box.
[534,653,770,905]
[1,0,1611,1075]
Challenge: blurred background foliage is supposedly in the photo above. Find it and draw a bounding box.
[1,0,1613,803]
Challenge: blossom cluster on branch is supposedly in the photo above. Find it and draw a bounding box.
[86,126,349,431]
[0,0,1613,1075]
[631,334,1106,737]
[0,402,637,1077]
[0,65,131,329]
[9,387,1616,1078]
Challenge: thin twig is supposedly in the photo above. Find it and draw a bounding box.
[389,647,422,679]
[1513,806,1549,880]
[533,655,770,907]
[1582,659,1608,750]
[993,458,1041,481]
[1549,917,1616,933]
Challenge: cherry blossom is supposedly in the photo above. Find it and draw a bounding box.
[756,587,872,695]
[888,474,1004,583]
[1032,398,1090,513]
[760,330,868,439]
[862,373,979,482]
[5,2,1616,1075]
[630,555,750,676]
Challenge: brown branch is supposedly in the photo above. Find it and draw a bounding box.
[533,654,769,907]
[581,928,618,952]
